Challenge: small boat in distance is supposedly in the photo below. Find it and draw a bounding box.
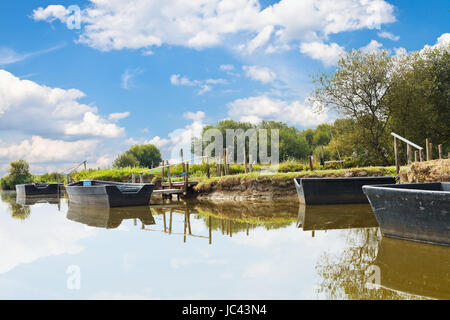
[294,176,397,205]
[66,180,154,207]
[363,182,449,246]
[16,183,63,197]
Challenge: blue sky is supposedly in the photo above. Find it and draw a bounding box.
[0,0,448,175]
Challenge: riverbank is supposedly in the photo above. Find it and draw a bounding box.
[194,166,398,201]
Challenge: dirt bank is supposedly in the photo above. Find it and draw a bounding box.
[400,159,450,183]
[194,167,396,201]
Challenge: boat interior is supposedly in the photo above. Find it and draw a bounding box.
[68,180,148,193]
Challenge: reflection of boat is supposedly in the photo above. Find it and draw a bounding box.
[66,180,154,207]
[67,204,156,229]
[16,183,63,196]
[363,183,449,246]
[16,195,61,205]
[294,177,397,205]
[373,237,450,300]
[297,204,379,230]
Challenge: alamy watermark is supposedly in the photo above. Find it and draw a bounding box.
[66,265,81,290]
[66,5,81,30]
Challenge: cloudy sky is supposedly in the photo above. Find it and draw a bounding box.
[0,0,448,175]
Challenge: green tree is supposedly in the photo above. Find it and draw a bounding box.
[113,144,162,168]
[0,159,33,190]
[113,153,140,168]
[313,50,395,165]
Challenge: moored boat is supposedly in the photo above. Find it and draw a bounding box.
[363,182,449,246]
[66,180,154,207]
[15,183,63,197]
[294,176,397,205]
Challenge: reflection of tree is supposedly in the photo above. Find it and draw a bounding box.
[0,192,31,220]
[315,228,425,300]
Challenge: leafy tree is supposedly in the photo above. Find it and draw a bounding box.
[0,159,33,190]
[313,50,395,165]
[113,144,162,168]
[113,153,140,168]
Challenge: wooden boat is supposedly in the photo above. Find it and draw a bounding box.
[373,237,450,299]
[66,204,156,229]
[15,183,63,196]
[294,176,397,205]
[363,182,449,246]
[66,180,154,207]
[297,203,378,230]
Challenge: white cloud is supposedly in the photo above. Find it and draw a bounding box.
[170,74,226,95]
[227,95,328,127]
[361,39,383,53]
[32,0,395,53]
[121,68,143,90]
[422,33,450,52]
[378,31,399,41]
[0,136,98,163]
[147,136,170,148]
[242,65,276,83]
[300,41,346,66]
[0,44,65,66]
[220,64,234,71]
[108,112,130,122]
[0,69,124,138]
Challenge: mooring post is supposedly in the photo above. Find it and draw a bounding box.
[167,160,172,189]
[429,143,433,160]
[414,150,418,163]
[426,138,430,161]
[184,163,189,195]
[438,144,443,159]
[161,161,165,182]
[420,149,424,162]
[309,156,314,171]
[249,154,253,173]
[132,172,136,183]
[206,157,210,178]
[223,148,228,176]
[243,145,248,174]
[407,144,412,164]
[394,137,399,174]
[139,173,143,183]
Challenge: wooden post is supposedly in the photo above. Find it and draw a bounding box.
[438,144,443,159]
[223,148,228,176]
[420,149,424,162]
[249,154,253,173]
[132,172,136,183]
[184,163,189,195]
[394,137,399,174]
[139,173,143,183]
[83,161,87,171]
[161,161,165,182]
[167,160,172,189]
[183,212,187,243]
[426,138,430,161]
[163,213,166,232]
[414,150,418,163]
[243,145,248,174]
[206,157,210,178]
[407,144,412,164]
[169,210,173,234]
[309,156,314,171]
[429,143,433,160]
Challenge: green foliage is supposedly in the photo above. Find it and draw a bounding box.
[113,144,162,168]
[0,159,33,190]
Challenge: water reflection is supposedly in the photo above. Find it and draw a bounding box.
[0,191,448,300]
[67,205,155,229]
[297,204,379,231]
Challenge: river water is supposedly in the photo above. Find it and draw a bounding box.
[0,191,448,300]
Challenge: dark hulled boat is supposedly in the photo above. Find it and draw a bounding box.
[294,176,397,205]
[363,182,449,246]
[15,183,63,197]
[66,180,154,207]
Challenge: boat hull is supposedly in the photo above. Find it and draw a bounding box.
[15,183,62,196]
[363,183,450,246]
[66,181,154,207]
[294,177,397,205]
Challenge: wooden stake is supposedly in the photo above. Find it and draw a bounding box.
[309,156,314,171]
[420,149,424,162]
[132,172,136,183]
[206,157,210,178]
[139,173,143,183]
[243,145,248,174]
[394,137,399,174]
[167,160,172,189]
[438,144,443,159]
[223,148,228,175]
[414,150,418,163]
[407,144,412,164]
[429,143,433,160]
[426,138,430,161]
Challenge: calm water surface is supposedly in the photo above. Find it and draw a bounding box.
[0,191,449,300]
